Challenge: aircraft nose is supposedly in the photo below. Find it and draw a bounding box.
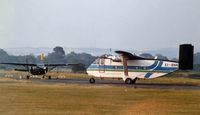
[86,66,90,74]
[86,65,92,74]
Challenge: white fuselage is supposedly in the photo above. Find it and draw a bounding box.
[87,56,178,81]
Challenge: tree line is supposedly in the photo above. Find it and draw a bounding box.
[0,46,199,71]
[0,46,96,72]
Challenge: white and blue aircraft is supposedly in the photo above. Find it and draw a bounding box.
[87,51,178,84]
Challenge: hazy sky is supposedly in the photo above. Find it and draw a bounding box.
[0,0,200,50]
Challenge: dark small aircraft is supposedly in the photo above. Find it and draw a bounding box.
[0,54,78,79]
[0,62,75,79]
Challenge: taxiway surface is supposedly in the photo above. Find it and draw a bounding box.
[27,78,200,90]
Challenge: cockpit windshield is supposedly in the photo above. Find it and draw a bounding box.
[93,59,100,64]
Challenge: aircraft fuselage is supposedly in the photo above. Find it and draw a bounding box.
[30,67,46,75]
[87,55,178,84]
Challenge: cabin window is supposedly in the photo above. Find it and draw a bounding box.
[99,59,105,65]
[113,59,121,62]
[113,66,117,69]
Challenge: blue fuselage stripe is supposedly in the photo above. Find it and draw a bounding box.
[144,73,153,78]
[87,61,178,73]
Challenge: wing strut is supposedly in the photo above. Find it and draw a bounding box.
[122,56,128,76]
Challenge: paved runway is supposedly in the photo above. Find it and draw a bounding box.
[28,78,200,90]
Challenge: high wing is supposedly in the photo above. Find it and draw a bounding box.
[43,63,83,72]
[0,62,37,66]
[44,63,82,66]
[115,50,144,60]
[0,63,82,67]
[44,64,66,66]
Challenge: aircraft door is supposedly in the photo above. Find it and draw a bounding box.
[99,58,105,73]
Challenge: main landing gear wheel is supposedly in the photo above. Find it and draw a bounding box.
[89,78,95,84]
[48,76,51,79]
[26,75,30,79]
[125,78,137,84]
[125,78,133,84]
[132,78,137,84]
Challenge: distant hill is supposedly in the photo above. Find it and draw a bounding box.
[3,47,200,58]
[194,52,200,64]
[1,47,200,70]
[141,48,179,59]
[4,47,110,56]
[3,47,175,57]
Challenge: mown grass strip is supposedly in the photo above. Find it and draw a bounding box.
[0,79,199,115]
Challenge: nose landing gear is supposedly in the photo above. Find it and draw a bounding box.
[89,78,95,83]
[26,75,30,79]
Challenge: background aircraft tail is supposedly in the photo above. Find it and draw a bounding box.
[40,53,45,61]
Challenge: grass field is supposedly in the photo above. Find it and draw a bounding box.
[0,70,200,115]
[0,78,200,115]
